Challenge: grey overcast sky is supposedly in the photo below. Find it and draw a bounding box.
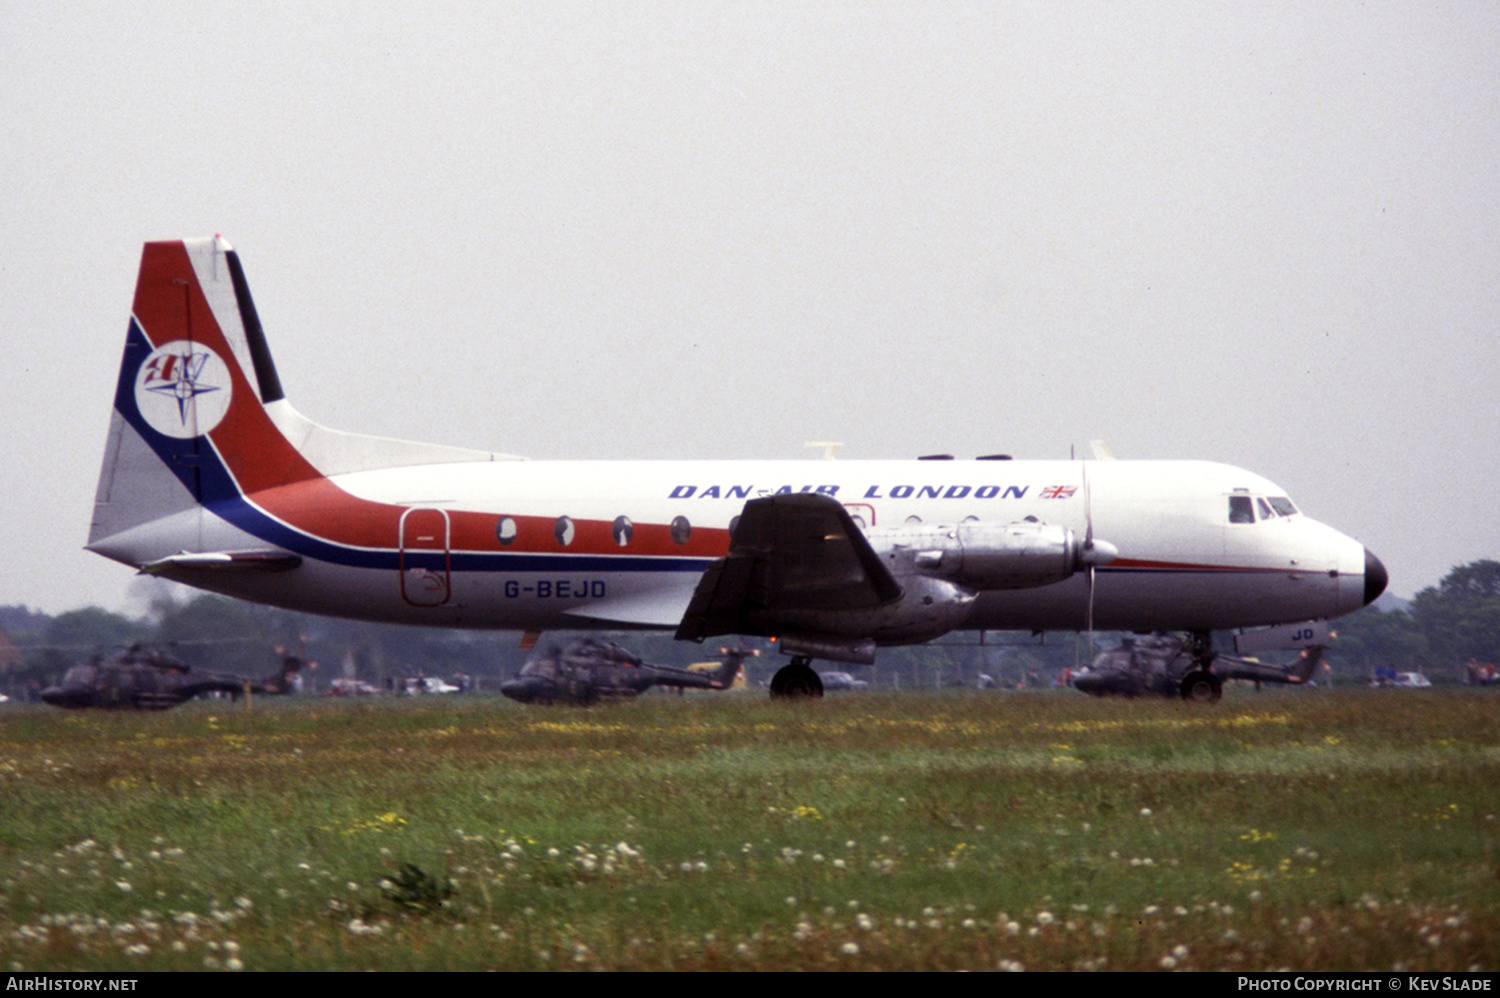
[2,2,1496,615]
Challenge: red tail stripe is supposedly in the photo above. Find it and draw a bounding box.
[135,242,323,492]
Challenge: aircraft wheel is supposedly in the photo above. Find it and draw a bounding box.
[770,662,824,699]
[1179,670,1222,702]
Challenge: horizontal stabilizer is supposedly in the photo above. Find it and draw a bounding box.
[1234,620,1330,655]
[139,550,302,575]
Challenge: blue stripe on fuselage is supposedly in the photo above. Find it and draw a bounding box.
[118,320,710,576]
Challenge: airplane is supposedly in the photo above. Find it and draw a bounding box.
[1071,634,1325,700]
[40,644,307,710]
[499,640,749,705]
[86,237,1388,699]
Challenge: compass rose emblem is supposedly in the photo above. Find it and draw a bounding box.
[134,341,233,439]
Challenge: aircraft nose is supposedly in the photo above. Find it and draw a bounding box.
[1364,549,1389,606]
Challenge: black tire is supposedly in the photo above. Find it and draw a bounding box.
[770,664,824,699]
[1179,670,1222,702]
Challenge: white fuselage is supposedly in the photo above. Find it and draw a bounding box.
[102,456,1370,636]
[89,238,1383,649]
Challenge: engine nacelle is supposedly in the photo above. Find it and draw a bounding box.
[753,574,978,652]
[865,519,1114,591]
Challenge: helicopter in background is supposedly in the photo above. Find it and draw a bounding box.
[1072,632,1325,701]
[40,644,309,710]
[500,640,752,706]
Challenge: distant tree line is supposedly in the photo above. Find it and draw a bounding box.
[1330,559,1500,683]
[2,560,1496,698]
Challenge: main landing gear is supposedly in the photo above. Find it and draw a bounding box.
[1178,630,1222,702]
[769,657,824,699]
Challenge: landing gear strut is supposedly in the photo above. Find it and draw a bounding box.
[1178,630,1222,702]
[769,657,824,699]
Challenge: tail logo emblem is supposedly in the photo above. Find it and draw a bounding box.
[134,341,232,439]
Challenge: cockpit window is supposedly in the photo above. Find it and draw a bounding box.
[1256,497,1274,520]
[1228,495,1254,524]
[63,664,97,685]
[1268,496,1298,517]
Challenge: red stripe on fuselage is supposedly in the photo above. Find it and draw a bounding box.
[246,479,731,557]
[137,242,733,560]
[1107,558,1290,574]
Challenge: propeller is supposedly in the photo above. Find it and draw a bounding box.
[1075,460,1119,668]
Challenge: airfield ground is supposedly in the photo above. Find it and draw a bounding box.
[0,689,1495,971]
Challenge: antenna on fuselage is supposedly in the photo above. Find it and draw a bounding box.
[805,441,843,460]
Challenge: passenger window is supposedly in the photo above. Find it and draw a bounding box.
[1257,497,1274,520]
[612,516,633,547]
[670,516,691,545]
[1228,495,1254,524]
[554,516,575,546]
[496,516,518,545]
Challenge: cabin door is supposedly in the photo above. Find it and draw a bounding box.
[399,508,451,607]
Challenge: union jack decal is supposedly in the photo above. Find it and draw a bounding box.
[1041,485,1077,499]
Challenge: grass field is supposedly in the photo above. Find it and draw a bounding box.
[0,688,1496,971]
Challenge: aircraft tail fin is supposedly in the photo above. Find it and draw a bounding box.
[88,237,519,570]
[1286,645,1325,684]
[89,236,269,558]
[705,645,756,688]
[1213,645,1327,686]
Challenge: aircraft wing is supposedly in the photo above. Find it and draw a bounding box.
[675,493,901,642]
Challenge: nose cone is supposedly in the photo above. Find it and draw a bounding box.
[1364,549,1389,606]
